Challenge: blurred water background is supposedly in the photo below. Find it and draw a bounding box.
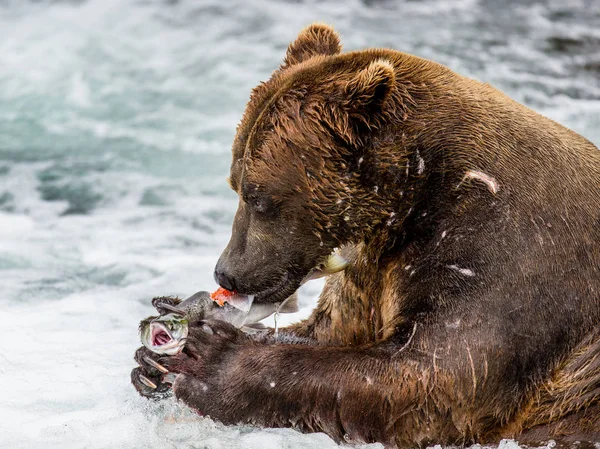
[0,0,599,448]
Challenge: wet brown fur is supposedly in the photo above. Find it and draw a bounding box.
[163,24,600,447]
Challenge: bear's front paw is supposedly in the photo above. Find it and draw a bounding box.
[131,295,186,398]
[131,346,175,398]
[166,319,250,417]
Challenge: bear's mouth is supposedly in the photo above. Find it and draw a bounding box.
[252,271,301,304]
[247,251,349,304]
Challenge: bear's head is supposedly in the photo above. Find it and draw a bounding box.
[215,24,408,303]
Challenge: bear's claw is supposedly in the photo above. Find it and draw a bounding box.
[143,356,169,373]
[151,295,183,315]
[132,346,173,399]
[139,374,157,389]
[155,302,185,315]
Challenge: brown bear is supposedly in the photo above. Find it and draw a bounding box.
[132,24,600,448]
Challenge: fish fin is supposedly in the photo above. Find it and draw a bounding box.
[243,303,277,324]
[321,252,349,275]
[226,293,255,313]
[278,292,299,314]
[302,251,349,283]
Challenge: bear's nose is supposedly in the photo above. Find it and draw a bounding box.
[214,267,236,292]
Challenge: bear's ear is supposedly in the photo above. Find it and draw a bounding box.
[283,23,342,68]
[343,59,395,112]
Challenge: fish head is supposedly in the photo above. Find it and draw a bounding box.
[140,313,189,355]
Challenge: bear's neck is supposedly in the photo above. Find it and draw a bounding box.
[335,77,506,313]
[335,141,462,341]
[346,135,459,253]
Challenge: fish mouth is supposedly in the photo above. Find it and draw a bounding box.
[151,322,174,347]
[143,322,186,355]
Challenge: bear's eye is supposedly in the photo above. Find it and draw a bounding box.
[247,194,275,216]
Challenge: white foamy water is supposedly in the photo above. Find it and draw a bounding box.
[0,0,598,448]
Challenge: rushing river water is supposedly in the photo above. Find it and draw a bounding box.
[1,0,599,448]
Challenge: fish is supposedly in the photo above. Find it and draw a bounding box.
[139,251,349,355]
[140,290,298,355]
[203,251,348,311]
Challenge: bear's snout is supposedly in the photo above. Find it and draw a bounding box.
[214,255,237,292]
